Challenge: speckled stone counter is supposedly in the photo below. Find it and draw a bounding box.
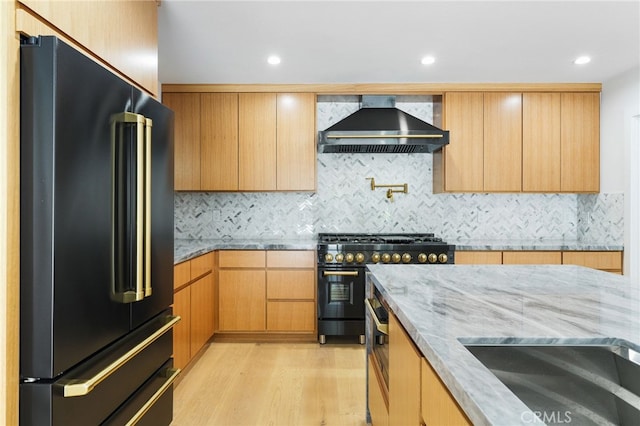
[366,264,640,426]
[451,238,623,251]
[174,238,317,264]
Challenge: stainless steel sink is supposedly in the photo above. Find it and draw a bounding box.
[464,344,640,425]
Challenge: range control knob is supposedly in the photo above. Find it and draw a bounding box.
[345,253,354,263]
[335,253,345,262]
[402,253,412,263]
[324,253,334,262]
[371,253,381,263]
[428,253,438,263]
[417,253,428,263]
[381,253,391,263]
[391,253,401,263]
[438,253,449,264]
[355,253,365,263]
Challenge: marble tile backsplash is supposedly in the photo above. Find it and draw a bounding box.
[174,97,624,243]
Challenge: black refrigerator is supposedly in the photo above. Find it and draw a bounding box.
[20,36,178,425]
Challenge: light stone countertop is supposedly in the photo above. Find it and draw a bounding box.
[366,264,640,426]
[174,238,623,264]
[174,238,318,264]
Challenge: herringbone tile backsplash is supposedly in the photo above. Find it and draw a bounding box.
[174,97,623,243]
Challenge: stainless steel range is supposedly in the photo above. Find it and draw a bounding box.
[316,233,455,344]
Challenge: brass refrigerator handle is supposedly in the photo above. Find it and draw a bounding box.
[58,315,181,397]
[144,117,153,298]
[125,367,181,426]
[322,270,359,277]
[365,298,389,335]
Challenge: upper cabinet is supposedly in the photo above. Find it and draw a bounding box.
[435,90,600,193]
[17,0,158,96]
[164,91,316,192]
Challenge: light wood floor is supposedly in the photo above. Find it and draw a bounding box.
[172,341,368,426]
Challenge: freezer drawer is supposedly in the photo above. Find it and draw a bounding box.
[20,311,179,426]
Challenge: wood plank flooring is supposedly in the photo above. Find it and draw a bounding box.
[172,341,367,426]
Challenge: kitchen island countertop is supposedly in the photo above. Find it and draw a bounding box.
[366,264,640,425]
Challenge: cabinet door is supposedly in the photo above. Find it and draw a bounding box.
[172,286,191,370]
[267,270,315,300]
[421,358,471,426]
[266,301,315,332]
[442,92,484,192]
[560,93,600,192]
[368,355,389,426]
[484,92,522,192]
[163,93,201,190]
[218,270,266,331]
[239,93,277,191]
[502,251,562,264]
[201,93,239,191]
[522,93,561,192]
[389,314,421,426]
[562,251,622,273]
[276,93,316,191]
[190,273,214,356]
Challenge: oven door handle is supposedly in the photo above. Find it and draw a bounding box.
[322,270,359,277]
[365,298,389,335]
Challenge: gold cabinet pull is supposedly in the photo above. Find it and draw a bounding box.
[322,270,359,277]
[125,367,180,426]
[58,315,180,397]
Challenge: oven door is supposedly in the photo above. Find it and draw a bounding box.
[318,267,365,320]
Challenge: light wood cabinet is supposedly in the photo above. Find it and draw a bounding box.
[561,93,600,192]
[436,90,600,194]
[483,92,522,192]
[201,93,239,191]
[388,313,422,426]
[172,252,215,370]
[217,250,316,336]
[162,93,201,190]
[522,93,561,192]
[421,357,472,426]
[457,250,622,274]
[239,93,277,190]
[502,251,562,265]
[172,286,191,371]
[17,0,158,95]
[167,91,316,192]
[438,92,484,192]
[455,251,502,265]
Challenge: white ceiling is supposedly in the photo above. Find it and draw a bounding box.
[158,1,640,85]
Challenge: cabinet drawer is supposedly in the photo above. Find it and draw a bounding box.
[502,251,562,265]
[190,252,213,279]
[455,251,502,264]
[173,261,191,290]
[218,250,266,268]
[266,250,315,268]
[266,301,315,332]
[267,270,315,300]
[562,251,622,270]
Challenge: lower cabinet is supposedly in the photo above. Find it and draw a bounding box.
[368,355,389,426]
[388,314,421,425]
[456,250,623,274]
[217,250,317,337]
[421,357,472,426]
[172,252,215,370]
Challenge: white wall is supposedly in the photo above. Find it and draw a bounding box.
[601,66,640,277]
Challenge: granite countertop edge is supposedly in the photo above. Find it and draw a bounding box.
[174,238,318,264]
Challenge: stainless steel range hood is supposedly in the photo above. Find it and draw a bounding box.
[318,96,449,154]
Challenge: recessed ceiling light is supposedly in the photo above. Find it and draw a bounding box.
[574,56,591,65]
[267,55,281,65]
[421,56,436,65]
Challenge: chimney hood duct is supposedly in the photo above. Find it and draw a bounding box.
[318,95,449,154]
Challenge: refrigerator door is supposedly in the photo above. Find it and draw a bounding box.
[130,89,175,329]
[21,36,132,379]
